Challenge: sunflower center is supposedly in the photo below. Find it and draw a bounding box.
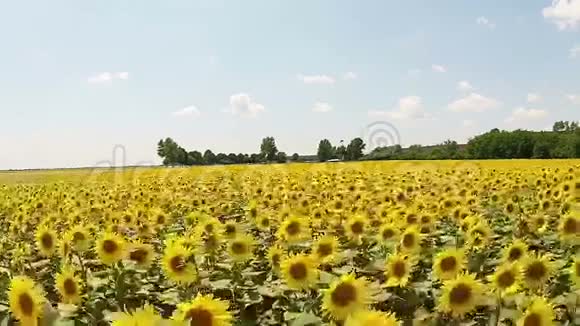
[563,218,577,234]
[406,215,418,224]
[440,256,457,272]
[508,247,523,261]
[289,262,307,280]
[185,308,213,326]
[522,312,541,326]
[205,235,218,250]
[63,278,77,295]
[129,248,148,264]
[271,254,280,266]
[402,233,415,248]
[392,261,407,278]
[525,261,547,280]
[225,225,236,236]
[261,218,270,227]
[317,243,333,257]
[231,242,247,255]
[18,293,34,316]
[72,232,85,242]
[497,271,515,288]
[41,233,54,249]
[170,255,186,272]
[351,222,364,234]
[102,239,118,254]
[330,283,357,307]
[449,283,472,305]
[286,221,300,236]
[382,228,395,240]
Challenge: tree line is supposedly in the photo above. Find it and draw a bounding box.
[157,120,580,165]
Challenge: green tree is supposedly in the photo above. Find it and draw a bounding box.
[260,137,278,161]
[317,139,334,162]
[203,149,216,165]
[291,153,300,161]
[276,151,288,163]
[345,138,366,160]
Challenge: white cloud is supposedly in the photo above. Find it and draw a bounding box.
[431,64,446,73]
[463,120,475,128]
[297,74,335,85]
[312,102,333,113]
[568,94,580,104]
[369,96,430,120]
[172,105,201,117]
[527,93,542,103]
[457,80,474,92]
[476,16,496,29]
[448,93,501,113]
[505,107,548,123]
[228,93,265,117]
[570,45,580,58]
[542,0,580,30]
[87,72,129,84]
[343,72,357,80]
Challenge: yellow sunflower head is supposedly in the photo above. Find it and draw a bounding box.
[433,248,465,281]
[277,216,310,244]
[227,234,255,263]
[346,215,368,240]
[223,221,239,240]
[67,225,91,253]
[96,232,126,265]
[126,241,155,269]
[344,309,400,326]
[437,273,485,318]
[8,276,46,325]
[559,215,579,243]
[521,254,554,290]
[111,304,162,326]
[489,263,521,295]
[377,223,400,245]
[322,273,372,321]
[173,293,232,326]
[311,235,340,265]
[55,265,83,304]
[503,239,528,263]
[35,224,58,257]
[280,254,319,290]
[267,246,285,270]
[162,243,197,285]
[399,226,422,253]
[516,297,554,326]
[384,253,415,288]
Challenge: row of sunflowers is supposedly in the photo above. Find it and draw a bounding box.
[0,161,579,325]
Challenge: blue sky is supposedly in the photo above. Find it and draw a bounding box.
[1,0,580,169]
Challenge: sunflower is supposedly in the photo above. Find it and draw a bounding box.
[55,265,83,304]
[437,273,485,318]
[227,234,254,262]
[377,223,399,245]
[311,235,340,265]
[267,246,285,270]
[112,304,162,326]
[384,253,415,287]
[280,254,318,290]
[255,215,272,231]
[344,310,400,326]
[96,232,126,265]
[501,241,527,266]
[466,223,491,250]
[126,241,155,269]
[9,276,46,325]
[516,297,554,326]
[35,225,57,257]
[521,254,554,290]
[277,216,309,244]
[172,293,232,326]
[489,263,520,295]
[322,274,372,321]
[433,248,465,281]
[568,256,580,289]
[162,243,197,285]
[346,215,367,241]
[67,225,91,252]
[558,214,579,243]
[223,221,239,240]
[198,231,223,255]
[399,226,422,253]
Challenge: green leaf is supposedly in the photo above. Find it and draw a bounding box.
[290,312,322,326]
[210,279,232,289]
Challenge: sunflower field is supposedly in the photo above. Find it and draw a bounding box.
[0,160,579,326]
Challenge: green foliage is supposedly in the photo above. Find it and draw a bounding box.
[260,137,279,162]
[316,139,335,162]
